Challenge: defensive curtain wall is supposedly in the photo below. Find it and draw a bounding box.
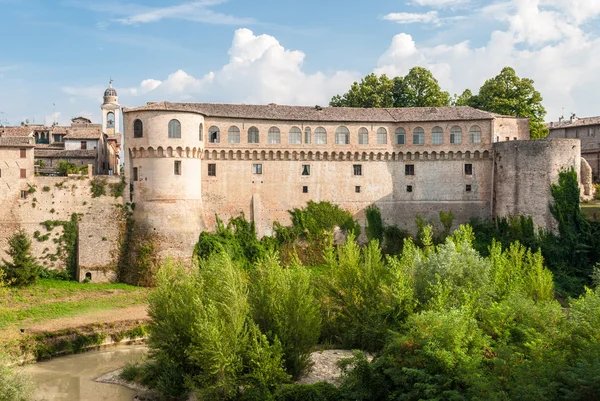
[124,102,579,260]
[0,173,124,283]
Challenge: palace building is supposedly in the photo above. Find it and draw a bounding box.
[123,102,581,259]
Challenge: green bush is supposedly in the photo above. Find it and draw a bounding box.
[0,354,32,401]
[365,204,384,243]
[1,230,41,287]
[320,233,413,350]
[273,382,342,401]
[250,251,321,378]
[90,177,107,198]
[147,255,289,399]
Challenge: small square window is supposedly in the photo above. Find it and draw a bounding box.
[465,164,473,175]
[405,164,415,176]
[20,190,27,199]
[466,184,472,192]
[353,164,362,176]
[174,160,182,175]
[355,186,361,193]
[252,163,263,174]
[407,185,413,193]
[19,148,26,158]
[133,167,139,181]
[20,169,26,179]
[208,164,216,177]
[302,186,308,193]
[302,165,310,176]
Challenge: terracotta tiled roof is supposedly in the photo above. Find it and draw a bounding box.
[0,137,35,147]
[64,126,102,140]
[123,102,498,123]
[547,117,600,129]
[35,149,96,158]
[35,143,65,149]
[0,126,32,137]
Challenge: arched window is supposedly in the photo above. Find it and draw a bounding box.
[450,126,462,144]
[289,127,302,144]
[470,126,482,143]
[228,126,240,143]
[199,123,203,141]
[395,128,406,145]
[248,127,259,143]
[133,119,143,138]
[107,112,115,129]
[168,119,181,138]
[413,127,425,145]
[358,127,369,144]
[304,127,311,144]
[376,127,387,145]
[268,127,281,144]
[314,127,327,144]
[335,126,350,145]
[432,126,443,145]
[208,126,220,143]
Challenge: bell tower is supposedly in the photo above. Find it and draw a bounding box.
[101,79,120,135]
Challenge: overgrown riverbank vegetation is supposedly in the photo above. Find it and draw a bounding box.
[120,169,600,400]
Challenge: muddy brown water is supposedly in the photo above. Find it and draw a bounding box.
[20,345,148,401]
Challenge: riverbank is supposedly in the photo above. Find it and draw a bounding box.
[0,279,150,361]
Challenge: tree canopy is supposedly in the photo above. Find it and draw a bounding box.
[330,67,450,108]
[330,66,549,139]
[466,67,549,139]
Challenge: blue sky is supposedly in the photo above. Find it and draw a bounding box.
[1,0,599,126]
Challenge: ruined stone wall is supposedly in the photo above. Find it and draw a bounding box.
[0,175,124,281]
[492,139,581,231]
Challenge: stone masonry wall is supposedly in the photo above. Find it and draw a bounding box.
[0,175,124,281]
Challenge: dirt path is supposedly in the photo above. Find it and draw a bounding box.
[25,304,149,333]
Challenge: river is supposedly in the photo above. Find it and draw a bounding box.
[19,345,148,401]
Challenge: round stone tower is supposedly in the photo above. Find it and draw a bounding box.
[122,105,205,260]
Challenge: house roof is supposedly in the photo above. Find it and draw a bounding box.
[547,116,600,130]
[64,126,102,140]
[0,137,35,147]
[35,149,96,159]
[0,126,32,137]
[123,102,498,123]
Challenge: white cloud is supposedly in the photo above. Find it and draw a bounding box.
[376,0,600,119]
[114,0,254,26]
[382,11,440,24]
[117,28,358,106]
[409,0,470,7]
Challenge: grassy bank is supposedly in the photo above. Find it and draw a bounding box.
[0,279,149,356]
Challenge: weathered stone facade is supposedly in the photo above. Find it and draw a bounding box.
[120,102,581,260]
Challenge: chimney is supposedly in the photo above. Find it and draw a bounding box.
[570,113,577,123]
[550,122,554,128]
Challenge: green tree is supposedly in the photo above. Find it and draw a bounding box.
[1,230,40,287]
[330,67,450,108]
[395,67,451,107]
[469,67,548,139]
[452,89,473,106]
[330,73,394,108]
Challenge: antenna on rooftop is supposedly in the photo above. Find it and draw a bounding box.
[53,103,56,126]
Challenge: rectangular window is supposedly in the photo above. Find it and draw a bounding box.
[413,133,424,145]
[53,134,62,143]
[302,165,310,176]
[353,164,362,176]
[80,141,87,150]
[20,169,26,179]
[304,128,311,144]
[174,160,182,175]
[505,137,510,141]
[432,132,443,145]
[396,133,406,145]
[359,131,369,145]
[465,164,473,175]
[302,186,308,193]
[405,164,415,176]
[407,185,413,193]
[355,186,361,193]
[466,184,472,192]
[19,148,26,158]
[208,164,216,177]
[252,163,262,174]
[335,133,349,145]
[20,190,27,199]
[133,167,139,181]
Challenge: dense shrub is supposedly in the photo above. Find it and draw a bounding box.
[0,354,32,401]
[1,229,40,287]
[250,251,321,378]
[273,382,342,401]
